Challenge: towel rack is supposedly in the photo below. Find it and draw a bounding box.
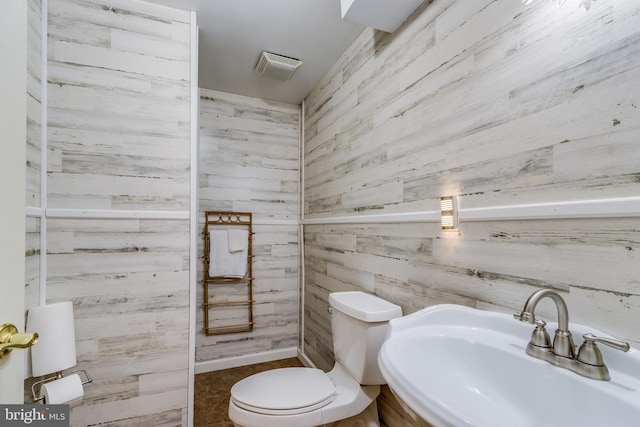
[203,211,255,335]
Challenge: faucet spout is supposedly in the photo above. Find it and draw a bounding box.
[518,288,570,332]
[515,289,575,359]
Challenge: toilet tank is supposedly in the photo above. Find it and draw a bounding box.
[329,291,402,385]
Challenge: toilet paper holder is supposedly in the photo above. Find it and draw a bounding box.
[31,369,93,403]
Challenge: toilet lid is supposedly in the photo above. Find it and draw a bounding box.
[230,367,337,415]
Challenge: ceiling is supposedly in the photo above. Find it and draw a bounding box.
[144,0,365,104]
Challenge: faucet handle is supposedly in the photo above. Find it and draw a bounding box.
[529,319,552,348]
[577,333,630,366]
[582,333,630,352]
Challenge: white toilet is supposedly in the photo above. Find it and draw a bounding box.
[228,291,402,427]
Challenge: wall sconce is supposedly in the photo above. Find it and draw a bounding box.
[440,196,459,230]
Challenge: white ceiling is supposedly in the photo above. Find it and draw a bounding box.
[144,0,365,104]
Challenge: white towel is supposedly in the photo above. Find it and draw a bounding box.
[208,229,248,278]
[227,229,249,252]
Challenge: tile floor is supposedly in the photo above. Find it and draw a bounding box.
[193,357,304,427]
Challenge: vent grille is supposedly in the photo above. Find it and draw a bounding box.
[256,52,303,81]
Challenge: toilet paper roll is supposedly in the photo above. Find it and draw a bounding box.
[27,301,77,376]
[40,374,84,406]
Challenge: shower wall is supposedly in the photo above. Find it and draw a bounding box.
[303,1,640,424]
[27,0,194,425]
[197,89,300,365]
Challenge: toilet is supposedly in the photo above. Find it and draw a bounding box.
[228,291,402,427]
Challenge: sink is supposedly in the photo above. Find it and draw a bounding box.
[378,304,640,427]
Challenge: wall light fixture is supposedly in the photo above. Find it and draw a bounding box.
[440,196,458,230]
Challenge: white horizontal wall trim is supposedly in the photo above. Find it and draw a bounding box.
[25,206,44,217]
[300,197,640,226]
[254,218,299,226]
[45,208,190,220]
[29,198,640,223]
[194,347,298,374]
[459,196,640,222]
[29,209,296,223]
[302,210,441,225]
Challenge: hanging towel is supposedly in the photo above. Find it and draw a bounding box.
[227,229,249,252]
[208,228,248,278]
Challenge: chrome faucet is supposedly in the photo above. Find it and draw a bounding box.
[514,288,630,381]
[514,288,576,359]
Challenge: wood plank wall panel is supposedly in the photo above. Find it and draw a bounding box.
[196,225,299,361]
[303,1,640,423]
[25,0,42,311]
[26,0,42,207]
[47,0,191,211]
[47,218,190,426]
[197,89,300,362]
[199,89,300,221]
[41,1,192,425]
[25,217,41,310]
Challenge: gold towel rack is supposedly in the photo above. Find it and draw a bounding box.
[203,211,254,336]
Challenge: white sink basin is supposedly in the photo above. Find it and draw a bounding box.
[378,304,640,427]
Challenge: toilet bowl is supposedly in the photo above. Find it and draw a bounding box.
[229,364,379,427]
[228,291,402,427]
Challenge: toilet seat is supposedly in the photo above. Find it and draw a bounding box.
[229,364,381,427]
[230,367,337,416]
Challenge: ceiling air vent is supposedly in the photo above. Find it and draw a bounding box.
[255,52,303,81]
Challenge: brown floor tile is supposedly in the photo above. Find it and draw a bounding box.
[194,357,304,427]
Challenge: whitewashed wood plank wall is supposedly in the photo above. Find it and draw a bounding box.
[25,0,193,425]
[21,0,640,425]
[197,89,300,363]
[26,0,42,208]
[25,0,42,311]
[303,1,640,423]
